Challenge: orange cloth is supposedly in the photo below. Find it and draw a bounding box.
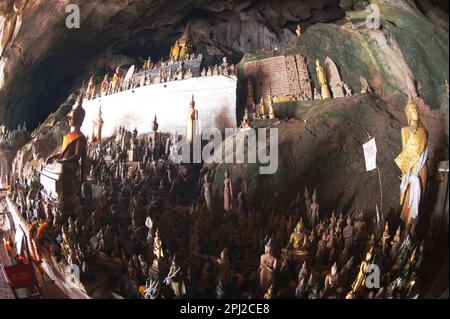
[61,131,84,155]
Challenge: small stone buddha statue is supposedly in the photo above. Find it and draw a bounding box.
[259,238,277,294]
[259,97,267,119]
[153,228,164,259]
[185,95,199,145]
[86,75,96,99]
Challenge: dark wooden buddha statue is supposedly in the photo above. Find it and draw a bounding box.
[41,94,88,219]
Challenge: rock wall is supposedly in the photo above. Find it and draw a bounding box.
[0,0,345,130]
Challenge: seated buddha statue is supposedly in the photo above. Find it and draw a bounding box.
[286,219,309,256]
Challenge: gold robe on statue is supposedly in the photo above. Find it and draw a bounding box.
[394,124,428,223]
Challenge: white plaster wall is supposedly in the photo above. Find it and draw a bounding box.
[81,76,237,139]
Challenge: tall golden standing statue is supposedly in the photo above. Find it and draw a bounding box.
[315,59,331,99]
[170,40,181,61]
[394,96,428,236]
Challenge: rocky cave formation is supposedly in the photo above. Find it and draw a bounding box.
[1,0,349,129]
[1,0,449,297]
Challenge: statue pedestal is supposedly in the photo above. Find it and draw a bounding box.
[40,163,83,218]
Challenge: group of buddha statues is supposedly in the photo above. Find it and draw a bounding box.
[242,56,360,126]
[3,59,430,299]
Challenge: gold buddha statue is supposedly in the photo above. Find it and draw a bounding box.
[111,67,122,93]
[295,24,301,38]
[100,74,109,96]
[350,248,373,293]
[170,22,194,61]
[315,59,331,99]
[286,219,309,256]
[394,96,428,236]
[153,228,164,259]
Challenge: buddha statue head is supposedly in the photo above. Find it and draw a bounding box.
[301,261,307,270]
[294,220,304,233]
[312,189,318,203]
[304,186,310,199]
[171,253,177,265]
[264,238,273,254]
[68,94,86,129]
[220,248,229,262]
[395,226,401,238]
[315,59,321,68]
[405,96,420,126]
[331,262,338,275]
[346,216,352,226]
[365,248,373,261]
[190,95,196,109]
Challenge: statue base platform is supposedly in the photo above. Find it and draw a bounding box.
[40,162,83,219]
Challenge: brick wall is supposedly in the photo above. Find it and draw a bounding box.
[244,55,312,102]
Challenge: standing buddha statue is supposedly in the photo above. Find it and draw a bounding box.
[91,106,104,144]
[45,94,87,183]
[185,95,199,145]
[111,67,122,93]
[223,169,233,214]
[267,95,275,119]
[315,59,331,99]
[259,97,267,119]
[295,24,302,38]
[394,96,428,237]
[86,75,96,100]
[100,74,109,96]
